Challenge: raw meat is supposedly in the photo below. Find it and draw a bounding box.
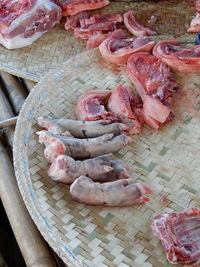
[74,13,123,40]
[99,33,155,64]
[70,176,152,206]
[123,11,157,37]
[127,52,176,129]
[0,0,62,49]
[151,208,200,265]
[48,154,129,184]
[75,90,117,121]
[188,0,200,32]
[54,0,109,16]
[65,11,89,30]
[37,116,128,138]
[153,40,200,73]
[37,130,132,162]
[108,85,142,135]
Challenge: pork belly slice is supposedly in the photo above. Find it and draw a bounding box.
[75,90,117,121]
[153,40,200,73]
[108,85,142,135]
[151,208,200,265]
[48,154,129,184]
[37,130,132,162]
[127,52,176,129]
[99,33,155,64]
[74,13,123,40]
[123,11,157,37]
[70,176,152,206]
[54,0,109,16]
[65,11,89,30]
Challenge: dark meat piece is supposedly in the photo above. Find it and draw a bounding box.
[123,11,157,37]
[75,90,117,121]
[153,40,200,73]
[48,154,129,183]
[99,32,155,64]
[65,11,89,30]
[37,116,128,138]
[0,0,62,49]
[70,176,152,206]
[54,0,109,16]
[151,208,200,265]
[127,52,176,129]
[108,85,142,135]
[74,13,123,40]
[37,130,132,162]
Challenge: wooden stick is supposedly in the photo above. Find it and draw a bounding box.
[0,116,18,128]
[0,140,56,267]
[0,72,27,114]
[22,79,37,93]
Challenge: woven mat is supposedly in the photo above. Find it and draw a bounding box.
[13,47,200,266]
[0,0,194,82]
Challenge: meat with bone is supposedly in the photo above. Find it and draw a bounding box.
[54,0,109,16]
[70,176,152,206]
[108,85,142,135]
[123,11,157,37]
[153,40,200,73]
[99,33,155,64]
[37,116,128,138]
[37,130,132,162]
[151,208,200,265]
[65,11,89,30]
[75,90,117,121]
[48,154,129,184]
[127,52,176,129]
[74,13,123,40]
[0,0,62,49]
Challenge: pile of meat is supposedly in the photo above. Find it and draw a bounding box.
[37,115,152,206]
[188,0,200,33]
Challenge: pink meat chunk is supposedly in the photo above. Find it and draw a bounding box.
[108,85,142,135]
[0,0,62,49]
[54,0,109,16]
[70,176,152,206]
[153,40,200,73]
[123,11,157,37]
[151,208,200,265]
[75,90,117,121]
[127,52,176,129]
[99,32,155,64]
[188,0,200,32]
[65,11,89,30]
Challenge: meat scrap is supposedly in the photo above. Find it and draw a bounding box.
[151,208,200,265]
[37,130,132,162]
[48,154,129,184]
[123,11,157,37]
[75,90,117,121]
[54,0,109,16]
[188,0,200,33]
[65,11,89,30]
[70,176,152,206]
[0,0,62,49]
[153,40,200,73]
[99,31,155,64]
[108,85,142,135]
[127,52,176,129]
[37,116,128,138]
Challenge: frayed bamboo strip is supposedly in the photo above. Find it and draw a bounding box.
[0,140,56,267]
[0,72,27,114]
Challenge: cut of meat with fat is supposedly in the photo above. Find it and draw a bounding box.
[54,0,110,16]
[0,0,62,49]
[188,0,200,32]
[65,11,90,30]
[70,176,152,206]
[151,208,200,265]
[127,52,176,129]
[108,85,142,135]
[123,11,157,37]
[75,90,117,121]
[153,40,200,73]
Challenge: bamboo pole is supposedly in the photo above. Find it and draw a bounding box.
[0,140,56,267]
[0,116,18,128]
[22,79,37,93]
[0,71,28,115]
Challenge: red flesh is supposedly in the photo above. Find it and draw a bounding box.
[65,11,89,30]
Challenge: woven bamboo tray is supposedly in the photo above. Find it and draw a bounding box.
[0,0,194,82]
[13,46,200,266]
